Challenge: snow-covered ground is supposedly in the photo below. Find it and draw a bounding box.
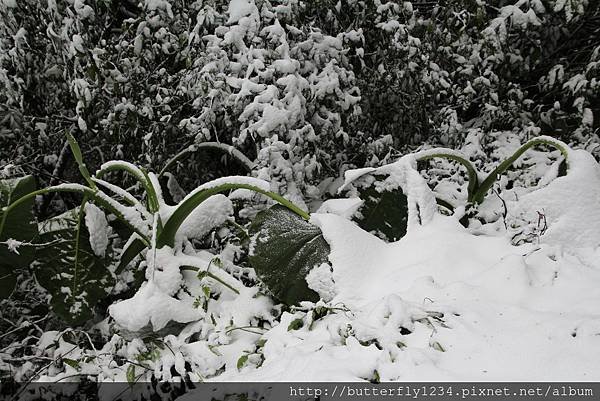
[97,140,600,383]
[223,213,600,381]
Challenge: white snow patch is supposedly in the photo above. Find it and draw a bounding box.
[316,197,363,219]
[109,280,202,332]
[176,194,233,242]
[509,149,600,249]
[227,0,254,24]
[305,263,336,302]
[84,203,110,257]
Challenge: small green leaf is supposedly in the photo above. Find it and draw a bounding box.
[236,354,248,370]
[126,364,136,384]
[353,175,409,242]
[62,358,80,369]
[202,285,211,298]
[287,318,304,331]
[0,175,38,298]
[249,205,329,305]
[371,369,381,383]
[211,256,224,269]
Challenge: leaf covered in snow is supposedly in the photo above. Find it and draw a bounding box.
[249,205,329,305]
[33,205,115,325]
[352,175,409,242]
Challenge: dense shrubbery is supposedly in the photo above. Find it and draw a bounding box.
[0,0,599,387]
[1,0,598,209]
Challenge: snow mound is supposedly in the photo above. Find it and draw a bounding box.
[508,149,600,249]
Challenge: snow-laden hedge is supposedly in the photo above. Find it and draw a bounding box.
[1,0,598,213]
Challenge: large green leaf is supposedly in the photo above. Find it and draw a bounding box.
[0,175,38,298]
[353,175,409,242]
[248,205,329,306]
[33,205,115,325]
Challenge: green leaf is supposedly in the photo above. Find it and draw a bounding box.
[66,133,96,189]
[353,176,409,242]
[62,358,80,369]
[158,181,309,248]
[287,318,304,331]
[248,205,328,306]
[126,364,136,384]
[33,205,115,325]
[0,175,38,298]
[236,354,248,370]
[115,236,146,274]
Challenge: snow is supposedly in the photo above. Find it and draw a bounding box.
[316,197,363,219]
[84,203,110,257]
[96,160,148,184]
[219,211,600,381]
[508,149,600,249]
[227,0,254,25]
[176,194,233,243]
[305,263,335,302]
[109,279,202,332]
[4,238,22,254]
[180,176,270,205]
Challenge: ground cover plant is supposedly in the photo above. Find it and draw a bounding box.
[0,0,599,396]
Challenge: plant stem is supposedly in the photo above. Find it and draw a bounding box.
[225,326,266,335]
[472,137,570,204]
[66,133,97,190]
[159,183,309,248]
[180,265,240,294]
[159,142,255,178]
[1,185,150,245]
[416,151,480,202]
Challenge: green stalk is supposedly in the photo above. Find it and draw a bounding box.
[416,152,480,202]
[158,183,309,248]
[2,185,149,245]
[140,169,160,213]
[66,133,97,190]
[95,162,159,213]
[472,137,570,204]
[180,265,240,294]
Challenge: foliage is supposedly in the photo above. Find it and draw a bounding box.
[249,205,328,305]
[351,176,409,242]
[2,0,597,217]
[0,175,37,298]
[33,205,115,325]
[0,0,598,387]
[1,134,308,324]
